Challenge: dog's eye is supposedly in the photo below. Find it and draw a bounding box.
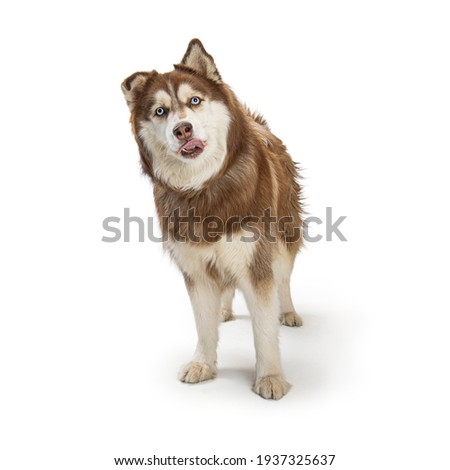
[155,107,166,117]
[190,96,202,106]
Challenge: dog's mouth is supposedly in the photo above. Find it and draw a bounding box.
[178,139,206,159]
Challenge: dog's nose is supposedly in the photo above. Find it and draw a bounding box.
[173,121,193,141]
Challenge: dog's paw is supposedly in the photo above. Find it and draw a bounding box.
[179,362,216,384]
[220,308,235,322]
[280,311,303,327]
[253,375,291,400]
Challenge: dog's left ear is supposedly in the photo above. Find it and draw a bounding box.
[174,39,222,84]
[121,71,155,112]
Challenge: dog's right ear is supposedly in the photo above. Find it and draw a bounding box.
[121,72,152,112]
[176,39,222,84]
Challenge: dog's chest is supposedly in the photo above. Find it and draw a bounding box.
[166,233,255,281]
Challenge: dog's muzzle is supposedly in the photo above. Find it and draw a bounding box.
[174,121,206,158]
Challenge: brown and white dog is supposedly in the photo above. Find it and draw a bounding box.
[122,39,303,399]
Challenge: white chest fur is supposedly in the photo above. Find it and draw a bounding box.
[166,231,256,282]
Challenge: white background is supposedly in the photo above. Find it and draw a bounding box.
[1,1,449,469]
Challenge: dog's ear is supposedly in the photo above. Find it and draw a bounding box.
[175,39,222,84]
[121,72,152,112]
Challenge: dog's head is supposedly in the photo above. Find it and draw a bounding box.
[122,39,236,191]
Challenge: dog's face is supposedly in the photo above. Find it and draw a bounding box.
[122,40,231,191]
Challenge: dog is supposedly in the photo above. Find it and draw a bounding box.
[122,39,303,399]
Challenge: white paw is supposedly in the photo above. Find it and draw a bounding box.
[280,311,303,327]
[179,362,216,384]
[253,375,291,400]
[220,308,235,322]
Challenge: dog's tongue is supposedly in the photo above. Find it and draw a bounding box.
[178,138,206,155]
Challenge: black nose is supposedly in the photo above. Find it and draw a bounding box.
[173,121,193,141]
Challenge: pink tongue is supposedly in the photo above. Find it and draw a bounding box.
[178,138,206,153]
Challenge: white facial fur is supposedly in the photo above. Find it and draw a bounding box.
[138,83,231,191]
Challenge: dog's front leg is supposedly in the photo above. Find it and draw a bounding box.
[179,275,221,384]
[240,277,290,400]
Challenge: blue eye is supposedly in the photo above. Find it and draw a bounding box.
[190,96,201,106]
[155,107,166,116]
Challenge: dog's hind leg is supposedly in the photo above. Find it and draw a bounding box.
[179,276,221,384]
[274,245,303,327]
[278,278,302,327]
[220,287,235,322]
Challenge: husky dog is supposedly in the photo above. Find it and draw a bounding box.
[122,39,303,399]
